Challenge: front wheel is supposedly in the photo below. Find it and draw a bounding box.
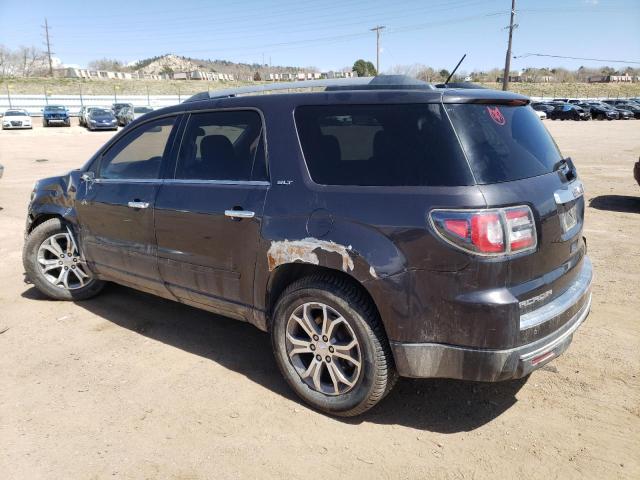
[23,218,104,300]
[271,274,396,417]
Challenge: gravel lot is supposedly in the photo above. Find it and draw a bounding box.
[0,120,639,479]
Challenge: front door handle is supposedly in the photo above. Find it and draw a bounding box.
[225,209,255,219]
[127,201,150,209]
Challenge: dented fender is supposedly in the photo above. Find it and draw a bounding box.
[27,171,81,233]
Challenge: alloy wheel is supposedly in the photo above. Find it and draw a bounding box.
[36,232,92,290]
[285,302,362,396]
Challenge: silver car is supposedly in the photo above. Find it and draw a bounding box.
[117,106,154,126]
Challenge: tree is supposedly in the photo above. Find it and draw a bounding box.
[352,59,377,77]
[88,58,126,72]
[438,69,450,81]
[160,65,174,76]
[365,61,377,76]
[253,71,262,81]
[352,59,367,77]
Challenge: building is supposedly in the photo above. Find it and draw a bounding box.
[588,74,633,83]
[323,70,355,79]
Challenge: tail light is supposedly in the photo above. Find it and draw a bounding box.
[430,206,537,256]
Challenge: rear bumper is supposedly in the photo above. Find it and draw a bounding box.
[391,257,592,381]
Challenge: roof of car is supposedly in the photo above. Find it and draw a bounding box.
[135,76,528,126]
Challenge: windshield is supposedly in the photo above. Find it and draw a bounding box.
[4,111,27,116]
[90,109,112,116]
[45,106,66,111]
[445,104,563,184]
[134,107,153,113]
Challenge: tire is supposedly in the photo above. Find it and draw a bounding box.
[43,119,48,127]
[23,218,105,301]
[271,274,397,417]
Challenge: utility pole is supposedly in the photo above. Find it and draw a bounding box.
[370,25,385,74]
[501,0,517,91]
[43,18,54,76]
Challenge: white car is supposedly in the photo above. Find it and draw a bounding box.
[2,109,32,129]
[535,110,547,120]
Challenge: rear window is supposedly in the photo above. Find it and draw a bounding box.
[295,104,473,186]
[445,104,562,184]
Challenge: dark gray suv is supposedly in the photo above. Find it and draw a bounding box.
[23,76,592,416]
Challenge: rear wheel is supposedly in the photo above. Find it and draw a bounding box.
[23,218,105,301]
[271,274,396,416]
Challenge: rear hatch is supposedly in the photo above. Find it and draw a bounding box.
[444,101,587,312]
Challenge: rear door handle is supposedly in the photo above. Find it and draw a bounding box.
[127,201,150,209]
[225,209,255,219]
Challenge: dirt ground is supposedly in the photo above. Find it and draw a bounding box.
[0,119,639,480]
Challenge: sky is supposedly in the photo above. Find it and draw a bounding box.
[0,0,639,73]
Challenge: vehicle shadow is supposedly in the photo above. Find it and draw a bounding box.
[22,283,527,432]
[589,195,640,214]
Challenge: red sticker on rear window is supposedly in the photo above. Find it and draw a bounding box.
[487,106,506,125]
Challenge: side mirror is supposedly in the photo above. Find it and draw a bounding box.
[81,171,95,182]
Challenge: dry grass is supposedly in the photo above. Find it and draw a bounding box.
[2,77,640,98]
[0,77,254,96]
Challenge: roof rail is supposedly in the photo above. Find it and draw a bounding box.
[184,75,435,103]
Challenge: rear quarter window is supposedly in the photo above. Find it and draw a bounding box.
[295,104,473,187]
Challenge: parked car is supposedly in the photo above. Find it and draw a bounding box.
[78,106,90,127]
[548,103,591,121]
[634,157,640,187]
[610,106,635,120]
[579,102,619,121]
[43,105,71,127]
[23,76,592,416]
[115,106,131,126]
[77,106,88,127]
[603,100,640,119]
[117,105,155,126]
[2,109,32,129]
[85,108,118,131]
[0,163,3,178]
[531,102,555,115]
[112,102,133,117]
[78,106,104,127]
[534,109,547,120]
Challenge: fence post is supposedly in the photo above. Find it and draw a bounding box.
[6,84,12,108]
[146,85,150,106]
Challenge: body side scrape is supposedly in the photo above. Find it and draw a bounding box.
[267,237,355,273]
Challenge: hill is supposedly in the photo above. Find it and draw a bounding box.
[130,54,314,78]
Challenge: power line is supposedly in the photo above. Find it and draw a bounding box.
[371,25,385,73]
[513,53,640,65]
[42,18,54,76]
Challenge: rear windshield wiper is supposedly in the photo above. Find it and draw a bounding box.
[554,157,576,182]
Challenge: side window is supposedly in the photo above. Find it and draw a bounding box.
[175,110,266,181]
[98,116,176,180]
[295,104,473,186]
